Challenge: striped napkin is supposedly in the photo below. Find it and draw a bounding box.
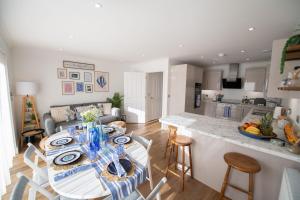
[80,144,147,200]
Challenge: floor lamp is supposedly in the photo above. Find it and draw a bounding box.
[16,81,42,147]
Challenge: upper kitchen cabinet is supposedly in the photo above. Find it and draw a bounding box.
[267,39,300,99]
[168,64,203,115]
[244,67,266,92]
[203,70,222,90]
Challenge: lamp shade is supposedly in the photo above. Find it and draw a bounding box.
[15,81,38,96]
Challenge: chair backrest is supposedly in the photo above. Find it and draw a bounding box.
[24,143,48,180]
[130,132,153,153]
[10,173,56,200]
[145,177,167,200]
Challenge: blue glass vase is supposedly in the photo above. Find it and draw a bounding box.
[89,126,100,152]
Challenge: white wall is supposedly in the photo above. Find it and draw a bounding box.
[202,61,270,100]
[12,46,129,129]
[128,57,170,117]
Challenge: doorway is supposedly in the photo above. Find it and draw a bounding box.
[146,72,163,122]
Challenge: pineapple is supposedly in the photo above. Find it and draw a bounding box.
[261,112,273,136]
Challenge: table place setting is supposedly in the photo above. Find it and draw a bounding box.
[45,120,147,200]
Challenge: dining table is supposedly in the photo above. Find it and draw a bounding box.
[44,128,149,200]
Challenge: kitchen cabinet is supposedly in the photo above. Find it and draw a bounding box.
[203,70,222,90]
[168,64,203,115]
[200,101,217,117]
[245,67,266,92]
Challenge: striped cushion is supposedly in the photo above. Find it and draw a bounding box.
[50,106,70,123]
[98,103,112,115]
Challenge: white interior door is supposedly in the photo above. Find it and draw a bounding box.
[146,72,163,122]
[124,72,146,123]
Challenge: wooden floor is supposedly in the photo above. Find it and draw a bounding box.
[2,122,223,200]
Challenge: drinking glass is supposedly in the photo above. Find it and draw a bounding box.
[116,144,125,157]
[67,126,76,136]
[88,145,98,161]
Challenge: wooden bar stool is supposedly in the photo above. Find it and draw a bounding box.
[164,125,177,158]
[166,135,193,191]
[219,152,261,200]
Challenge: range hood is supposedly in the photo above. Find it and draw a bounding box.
[222,63,242,89]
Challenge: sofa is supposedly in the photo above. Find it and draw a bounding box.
[43,102,120,136]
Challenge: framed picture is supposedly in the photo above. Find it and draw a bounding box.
[63,60,95,70]
[62,81,75,95]
[76,82,84,92]
[84,72,93,82]
[69,72,80,80]
[57,68,67,79]
[85,84,93,93]
[94,71,109,92]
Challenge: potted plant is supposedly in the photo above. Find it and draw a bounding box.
[106,92,124,108]
[31,114,36,124]
[280,34,300,74]
[26,101,32,112]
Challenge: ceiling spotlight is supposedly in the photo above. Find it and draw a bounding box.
[141,54,145,57]
[68,35,73,39]
[58,48,63,51]
[178,44,184,48]
[248,27,255,31]
[95,2,103,8]
[246,58,250,61]
[218,53,225,57]
[200,56,204,59]
[240,50,246,53]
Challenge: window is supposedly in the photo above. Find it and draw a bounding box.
[0,52,16,196]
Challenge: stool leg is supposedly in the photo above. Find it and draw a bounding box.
[219,166,231,200]
[248,173,254,200]
[181,146,185,191]
[188,145,193,178]
[164,133,170,158]
[166,144,174,178]
[175,145,178,170]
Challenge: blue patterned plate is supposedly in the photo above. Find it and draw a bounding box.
[53,150,82,166]
[107,159,132,175]
[113,136,132,145]
[50,137,73,146]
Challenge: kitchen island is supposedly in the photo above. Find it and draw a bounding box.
[160,112,300,200]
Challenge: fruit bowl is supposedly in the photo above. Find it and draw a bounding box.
[238,126,277,140]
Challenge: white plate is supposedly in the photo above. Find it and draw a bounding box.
[50,137,73,146]
[113,136,132,145]
[53,150,82,165]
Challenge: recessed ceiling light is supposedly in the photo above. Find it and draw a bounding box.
[248,27,255,31]
[141,54,145,57]
[200,56,204,59]
[58,48,63,51]
[68,35,73,39]
[240,50,246,53]
[95,2,103,8]
[178,44,184,48]
[218,53,225,57]
[246,58,250,61]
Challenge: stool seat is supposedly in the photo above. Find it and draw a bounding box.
[224,152,261,173]
[172,135,192,146]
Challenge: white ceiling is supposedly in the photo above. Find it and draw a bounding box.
[0,0,299,65]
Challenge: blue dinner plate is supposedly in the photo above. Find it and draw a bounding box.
[113,136,132,145]
[107,159,132,175]
[50,137,73,146]
[53,150,82,166]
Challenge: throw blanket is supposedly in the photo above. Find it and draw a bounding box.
[80,144,147,200]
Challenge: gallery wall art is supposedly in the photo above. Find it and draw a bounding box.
[76,82,84,92]
[85,84,93,93]
[63,60,95,70]
[57,68,67,79]
[69,72,80,80]
[62,81,75,95]
[84,72,93,82]
[94,71,109,92]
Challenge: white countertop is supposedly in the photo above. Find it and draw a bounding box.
[160,112,300,163]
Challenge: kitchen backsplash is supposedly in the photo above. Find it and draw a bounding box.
[202,89,264,100]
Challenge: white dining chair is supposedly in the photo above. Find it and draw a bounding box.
[103,177,167,200]
[130,132,154,189]
[24,143,49,200]
[10,173,78,200]
[10,172,57,200]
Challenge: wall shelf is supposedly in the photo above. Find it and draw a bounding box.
[286,44,300,61]
[278,86,300,91]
